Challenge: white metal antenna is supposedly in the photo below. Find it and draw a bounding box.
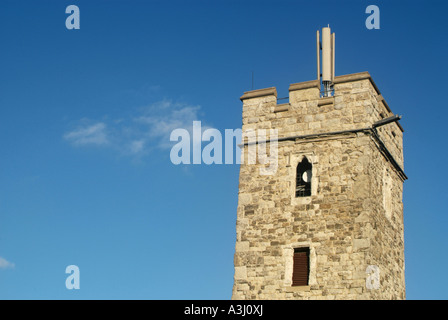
[317,26,335,97]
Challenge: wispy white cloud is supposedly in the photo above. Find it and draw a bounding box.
[129,139,145,154]
[0,257,15,269]
[63,99,209,157]
[64,122,109,146]
[134,101,204,150]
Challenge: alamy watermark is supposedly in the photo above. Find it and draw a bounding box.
[66,5,80,30]
[366,265,380,290]
[64,5,379,31]
[65,265,80,290]
[365,5,380,30]
[169,121,278,175]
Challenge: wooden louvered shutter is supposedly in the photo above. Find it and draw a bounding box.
[292,248,309,286]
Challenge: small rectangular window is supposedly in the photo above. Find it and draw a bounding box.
[292,248,310,286]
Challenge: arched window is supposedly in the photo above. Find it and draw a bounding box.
[296,157,312,197]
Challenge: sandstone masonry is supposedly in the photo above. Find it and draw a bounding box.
[232,72,406,300]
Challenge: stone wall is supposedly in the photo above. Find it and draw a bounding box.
[232,72,406,300]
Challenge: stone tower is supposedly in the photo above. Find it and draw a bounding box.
[231,71,407,300]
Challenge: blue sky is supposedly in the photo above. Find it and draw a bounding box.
[0,0,447,299]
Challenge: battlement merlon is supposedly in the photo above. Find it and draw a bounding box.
[239,71,405,179]
[240,72,402,131]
